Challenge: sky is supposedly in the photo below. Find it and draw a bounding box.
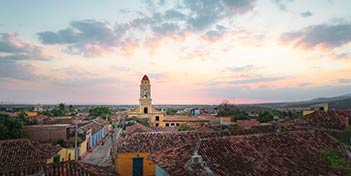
[0,0,350,105]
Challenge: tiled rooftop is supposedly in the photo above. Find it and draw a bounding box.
[45,161,116,176]
[36,142,63,160]
[301,110,351,129]
[150,129,348,176]
[0,160,117,176]
[80,121,104,134]
[0,139,45,171]
[125,123,155,137]
[0,139,116,175]
[235,118,259,127]
[119,125,276,153]
[94,117,109,125]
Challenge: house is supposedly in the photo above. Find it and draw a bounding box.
[190,108,200,116]
[299,110,351,129]
[125,123,155,137]
[235,118,259,127]
[63,136,88,160]
[0,139,45,173]
[150,129,349,176]
[0,139,116,175]
[26,111,38,117]
[80,121,105,150]
[303,103,329,116]
[95,117,111,135]
[116,125,276,176]
[162,115,211,127]
[37,143,64,163]
[22,124,71,143]
[33,104,44,112]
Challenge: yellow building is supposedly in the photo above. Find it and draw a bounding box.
[47,147,75,163]
[128,75,166,127]
[26,111,38,117]
[45,138,88,164]
[159,115,211,127]
[303,103,329,116]
[79,138,88,158]
[116,152,155,176]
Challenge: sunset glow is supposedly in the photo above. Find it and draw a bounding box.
[0,0,350,104]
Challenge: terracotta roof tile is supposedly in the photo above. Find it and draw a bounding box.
[119,125,276,153]
[235,119,259,127]
[301,110,351,129]
[150,129,348,176]
[0,139,117,175]
[36,143,62,160]
[0,160,117,176]
[80,121,104,134]
[125,123,155,137]
[0,139,45,170]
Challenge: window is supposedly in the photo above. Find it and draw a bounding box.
[144,107,148,114]
[155,116,159,121]
[166,123,169,127]
[53,154,60,163]
[155,123,159,127]
[171,123,175,126]
[176,123,180,126]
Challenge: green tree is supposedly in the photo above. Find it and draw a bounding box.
[51,108,63,116]
[320,149,347,169]
[17,110,27,121]
[232,110,248,122]
[217,100,236,116]
[136,118,150,127]
[166,108,178,115]
[50,103,68,116]
[177,124,195,131]
[42,110,54,117]
[0,113,27,140]
[89,107,112,118]
[257,111,274,123]
[58,103,66,112]
[68,105,75,114]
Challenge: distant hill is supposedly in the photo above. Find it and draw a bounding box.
[254,94,351,110]
[309,94,351,103]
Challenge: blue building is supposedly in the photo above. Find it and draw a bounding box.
[81,121,105,150]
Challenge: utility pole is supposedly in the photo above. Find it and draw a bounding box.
[111,127,116,169]
[74,116,78,160]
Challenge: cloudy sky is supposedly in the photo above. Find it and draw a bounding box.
[0,0,350,104]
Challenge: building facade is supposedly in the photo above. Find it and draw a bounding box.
[128,75,166,127]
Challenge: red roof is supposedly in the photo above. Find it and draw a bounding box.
[236,119,259,127]
[118,125,276,153]
[0,139,117,176]
[125,123,155,137]
[301,110,351,129]
[1,160,117,176]
[142,75,149,81]
[150,129,348,176]
[0,139,46,170]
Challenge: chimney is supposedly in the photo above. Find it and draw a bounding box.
[345,117,349,127]
[187,151,214,175]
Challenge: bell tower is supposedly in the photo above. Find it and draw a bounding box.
[139,75,152,115]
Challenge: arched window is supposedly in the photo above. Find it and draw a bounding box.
[144,107,148,114]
